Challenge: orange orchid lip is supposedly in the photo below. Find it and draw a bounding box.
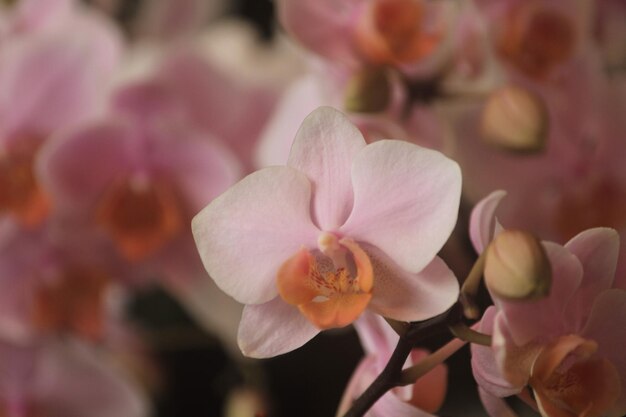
[0,142,49,227]
[32,266,109,341]
[530,335,621,417]
[355,0,441,66]
[277,236,373,329]
[498,4,576,80]
[96,176,183,261]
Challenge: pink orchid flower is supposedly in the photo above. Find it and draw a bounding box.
[0,337,147,417]
[38,77,241,285]
[474,0,591,82]
[470,191,626,417]
[0,2,121,231]
[337,312,447,416]
[0,224,127,344]
[278,0,456,74]
[193,106,461,358]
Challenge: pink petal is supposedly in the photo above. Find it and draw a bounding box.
[237,297,319,358]
[582,289,626,416]
[564,228,619,331]
[366,247,459,322]
[277,0,363,65]
[496,241,583,346]
[0,17,120,138]
[354,311,397,358]
[255,75,327,168]
[35,340,147,417]
[287,106,366,230]
[192,166,319,304]
[341,140,461,273]
[7,0,72,34]
[38,121,133,210]
[154,131,242,211]
[492,313,541,389]
[471,307,521,397]
[478,387,518,417]
[469,190,507,253]
[371,390,439,417]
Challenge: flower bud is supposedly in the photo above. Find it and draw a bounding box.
[344,67,391,113]
[481,85,548,153]
[484,230,551,301]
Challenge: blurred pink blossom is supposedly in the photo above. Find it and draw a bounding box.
[38,75,241,285]
[193,106,461,357]
[0,0,121,231]
[470,191,626,417]
[0,338,147,417]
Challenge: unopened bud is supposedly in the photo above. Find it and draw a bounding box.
[484,230,551,301]
[481,85,548,153]
[344,67,391,113]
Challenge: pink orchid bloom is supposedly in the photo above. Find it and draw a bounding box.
[38,77,241,285]
[124,21,302,173]
[0,224,127,344]
[193,106,461,358]
[0,337,147,417]
[470,191,626,417]
[473,0,591,82]
[0,2,121,231]
[277,0,456,74]
[337,312,447,416]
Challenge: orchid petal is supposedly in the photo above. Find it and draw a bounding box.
[277,0,363,65]
[564,228,619,331]
[354,312,398,358]
[155,132,242,211]
[342,140,461,273]
[255,75,327,168]
[287,107,366,230]
[38,121,133,210]
[0,18,120,138]
[478,387,518,417]
[36,340,147,417]
[582,289,626,417]
[471,307,521,397]
[366,248,459,322]
[237,297,320,358]
[192,166,318,304]
[469,190,507,253]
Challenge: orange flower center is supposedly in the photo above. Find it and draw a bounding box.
[0,142,49,227]
[96,176,183,261]
[355,0,441,65]
[499,5,576,79]
[31,265,109,341]
[530,335,620,417]
[277,233,373,329]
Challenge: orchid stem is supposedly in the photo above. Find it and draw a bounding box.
[459,250,487,319]
[448,322,492,346]
[399,337,467,385]
[384,317,409,337]
[342,303,462,417]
